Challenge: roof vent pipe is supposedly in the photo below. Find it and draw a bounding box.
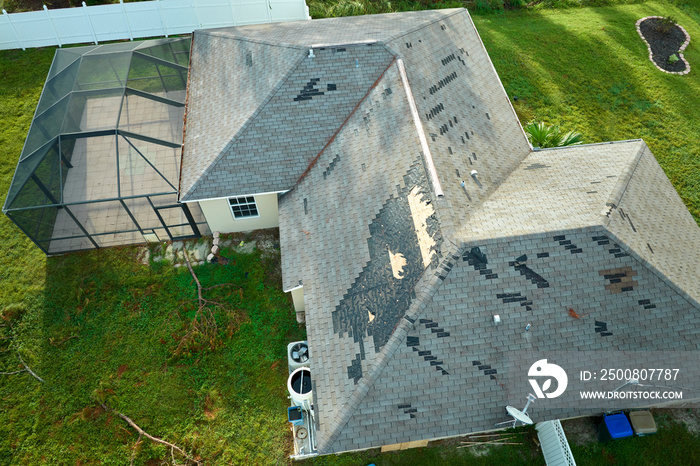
[308,49,315,58]
[471,170,482,188]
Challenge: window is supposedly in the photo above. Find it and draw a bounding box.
[229,196,259,219]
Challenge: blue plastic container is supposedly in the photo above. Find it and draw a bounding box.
[288,406,304,426]
[603,412,633,439]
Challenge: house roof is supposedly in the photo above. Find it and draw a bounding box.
[180,8,529,203]
[184,9,700,455]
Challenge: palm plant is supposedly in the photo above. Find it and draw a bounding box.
[524,121,583,148]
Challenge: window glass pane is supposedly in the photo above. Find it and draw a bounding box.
[228,196,258,219]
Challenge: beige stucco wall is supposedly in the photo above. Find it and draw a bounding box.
[290,286,305,323]
[291,287,305,314]
[195,193,279,233]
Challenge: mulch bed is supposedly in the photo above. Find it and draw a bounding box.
[637,17,690,74]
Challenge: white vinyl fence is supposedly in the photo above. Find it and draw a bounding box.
[536,420,576,466]
[1,0,310,50]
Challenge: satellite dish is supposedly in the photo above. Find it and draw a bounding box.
[506,406,533,425]
[495,394,536,428]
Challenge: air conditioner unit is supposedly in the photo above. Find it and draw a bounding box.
[287,341,310,373]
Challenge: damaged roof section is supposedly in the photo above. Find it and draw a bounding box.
[327,227,700,452]
[279,59,444,434]
[181,38,394,201]
[182,8,700,457]
[602,143,700,305]
[384,12,531,239]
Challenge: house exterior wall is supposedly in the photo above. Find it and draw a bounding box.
[195,193,279,233]
[291,286,305,315]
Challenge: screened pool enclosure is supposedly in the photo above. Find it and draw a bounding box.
[3,38,209,254]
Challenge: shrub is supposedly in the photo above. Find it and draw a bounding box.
[524,121,584,148]
[475,0,505,12]
[505,0,527,8]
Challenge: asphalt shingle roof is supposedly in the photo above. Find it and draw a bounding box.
[180,9,470,201]
[279,59,430,428]
[184,8,700,456]
[328,227,700,452]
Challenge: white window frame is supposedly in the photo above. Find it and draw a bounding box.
[228,195,259,220]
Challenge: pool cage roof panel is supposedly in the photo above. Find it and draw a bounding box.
[3,37,191,213]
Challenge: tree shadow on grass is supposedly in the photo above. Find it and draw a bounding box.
[477,6,700,221]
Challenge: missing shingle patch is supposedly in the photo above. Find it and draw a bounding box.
[245,51,252,66]
[464,247,498,279]
[441,53,456,66]
[332,162,443,354]
[472,360,498,378]
[294,78,324,102]
[511,262,549,288]
[426,103,445,121]
[428,72,458,95]
[620,209,637,232]
[322,154,340,179]
[638,299,656,309]
[389,249,408,279]
[525,163,550,170]
[407,185,438,268]
[347,353,363,384]
[600,266,637,294]
[595,321,612,337]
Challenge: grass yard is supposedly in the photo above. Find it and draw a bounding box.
[0,1,699,465]
[477,0,700,223]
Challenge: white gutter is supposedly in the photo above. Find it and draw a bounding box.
[397,58,444,197]
[179,189,289,203]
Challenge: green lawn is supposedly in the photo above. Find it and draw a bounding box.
[477,0,700,222]
[1,1,699,464]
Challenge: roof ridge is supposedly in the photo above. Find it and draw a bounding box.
[380,8,466,46]
[197,29,307,50]
[601,140,647,221]
[180,48,307,201]
[318,240,464,453]
[533,138,644,151]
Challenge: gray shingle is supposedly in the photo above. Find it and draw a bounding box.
[182,8,700,457]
